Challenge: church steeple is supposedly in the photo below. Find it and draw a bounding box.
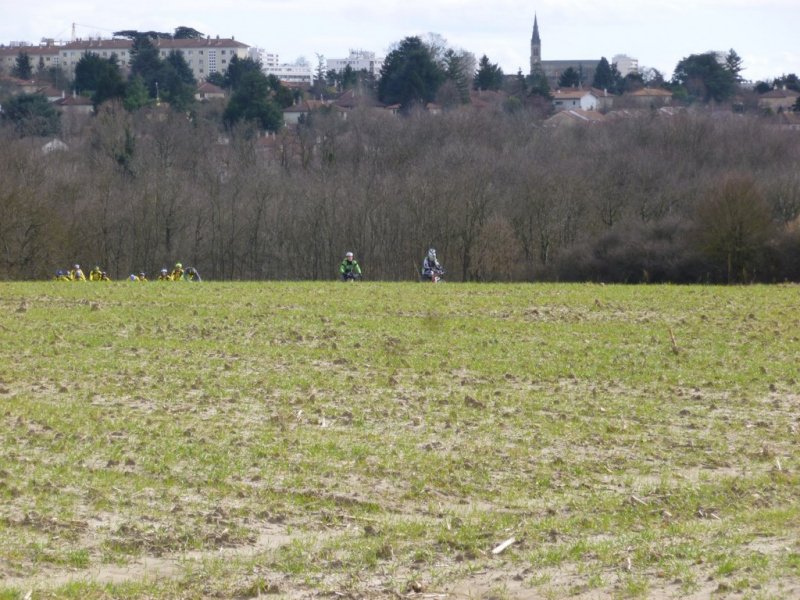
[530,14,542,75]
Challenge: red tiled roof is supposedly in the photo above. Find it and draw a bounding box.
[55,94,93,106]
[553,88,597,100]
[626,87,673,97]
[760,88,800,99]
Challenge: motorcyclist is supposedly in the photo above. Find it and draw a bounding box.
[421,249,444,282]
[339,252,362,281]
[70,264,86,281]
[170,262,184,281]
[184,267,202,282]
[89,266,104,281]
[157,268,171,281]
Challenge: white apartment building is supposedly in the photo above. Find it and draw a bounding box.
[0,36,249,82]
[264,63,313,85]
[249,47,279,68]
[249,48,312,86]
[327,50,384,77]
[612,54,639,77]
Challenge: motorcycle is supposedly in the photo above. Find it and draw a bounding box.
[422,267,445,283]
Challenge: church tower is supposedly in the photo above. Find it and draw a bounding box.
[530,14,542,75]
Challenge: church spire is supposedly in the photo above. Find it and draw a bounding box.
[530,13,542,75]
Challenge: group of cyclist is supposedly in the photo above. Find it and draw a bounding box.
[55,252,441,283]
[339,248,444,282]
[55,262,201,282]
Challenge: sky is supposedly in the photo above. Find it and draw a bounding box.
[2,0,798,82]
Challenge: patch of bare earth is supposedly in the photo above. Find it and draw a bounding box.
[1,523,295,592]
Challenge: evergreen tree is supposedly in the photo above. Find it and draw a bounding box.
[725,49,744,82]
[340,64,358,90]
[11,51,33,79]
[672,52,737,103]
[1,92,60,137]
[223,70,283,131]
[224,55,263,90]
[473,54,504,91]
[75,53,126,107]
[443,49,471,103]
[378,36,444,109]
[526,72,552,99]
[592,57,623,93]
[159,51,196,111]
[129,36,163,98]
[558,67,581,88]
[123,75,150,111]
[173,26,204,39]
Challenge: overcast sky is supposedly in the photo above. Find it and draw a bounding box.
[2,0,798,82]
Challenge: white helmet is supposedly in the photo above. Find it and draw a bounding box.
[345,252,354,259]
[427,248,436,260]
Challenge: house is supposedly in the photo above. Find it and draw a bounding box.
[552,89,598,111]
[195,81,225,101]
[37,85,65,102]
[53,93,93,115]
[621,87,673,108]
[332,88,385,111]
[590,87,614,112]
[544,109,605,127]
[282,99,328,125]
[758,88,800,112]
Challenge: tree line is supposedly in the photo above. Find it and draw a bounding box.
[1,102,799,283]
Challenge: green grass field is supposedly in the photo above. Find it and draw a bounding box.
[1,282,798,599]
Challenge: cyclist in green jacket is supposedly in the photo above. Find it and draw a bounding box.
[339,252,362,281]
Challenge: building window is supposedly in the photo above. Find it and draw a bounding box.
[221,50,226,55]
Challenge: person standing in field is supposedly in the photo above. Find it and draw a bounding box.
[339,252,362,281]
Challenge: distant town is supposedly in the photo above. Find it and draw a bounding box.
[1,17,798,137]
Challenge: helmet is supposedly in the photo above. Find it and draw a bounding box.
[345,252,354,259]
[74,264,80,269]
[94,266,100,270]
[427,248,436,259]
[175,262,182,269]
[161,268,168,274]
[139,272,146,277]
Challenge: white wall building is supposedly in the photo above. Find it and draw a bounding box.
[327,50,383,77]
[249,47,279,68]
[552,89,599,111]
[0,36,249,82]
[249,48,312,85]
